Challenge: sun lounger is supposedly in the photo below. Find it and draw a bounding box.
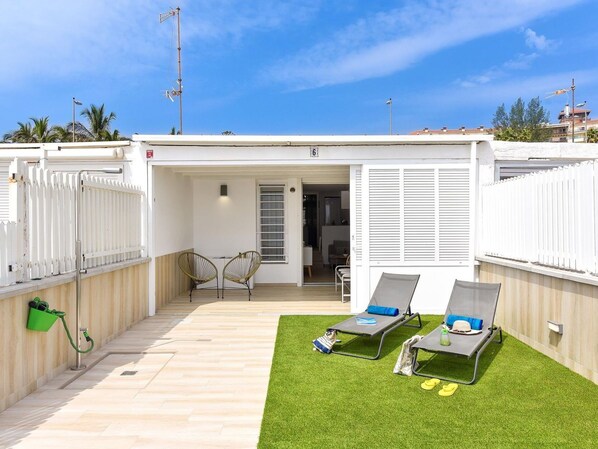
[411,280,502,384]
[328,273,421,360]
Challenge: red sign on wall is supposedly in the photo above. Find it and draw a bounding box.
[146,150,154,159]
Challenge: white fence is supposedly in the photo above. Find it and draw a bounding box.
[481,161,598,275]
[0,159,144,286]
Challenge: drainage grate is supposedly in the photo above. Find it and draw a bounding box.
[120,370,138,376]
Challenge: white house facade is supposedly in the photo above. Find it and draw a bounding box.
[2,137,597,315]
[129,134,496,314]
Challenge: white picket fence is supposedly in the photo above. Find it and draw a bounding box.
[0,159,144,286]
[481,161,598,275]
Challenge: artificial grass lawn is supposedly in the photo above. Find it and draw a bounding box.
[258,315,598,449]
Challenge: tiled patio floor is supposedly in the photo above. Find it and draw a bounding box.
[0,286,349,449]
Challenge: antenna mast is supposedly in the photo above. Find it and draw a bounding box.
[160,7,183,134]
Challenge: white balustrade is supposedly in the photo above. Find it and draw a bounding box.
[0,158,144,286]
[481,161,597,275]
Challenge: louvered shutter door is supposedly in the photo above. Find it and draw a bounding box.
[369,169,400,261]
[354,168,362,261]
[439,168,469,261]
[403,168,435,261]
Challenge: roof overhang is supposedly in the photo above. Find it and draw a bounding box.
[132,134,493,146]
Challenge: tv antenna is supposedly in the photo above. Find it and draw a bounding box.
[160,7,183,134]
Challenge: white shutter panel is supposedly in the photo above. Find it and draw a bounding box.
[0,162,10,220]
[403,168,435,261]
[439,168,470,262]
[369,169,400,261]
[354,168,362,262]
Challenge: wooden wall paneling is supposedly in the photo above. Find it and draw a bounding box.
[0,262,148,413]
[480,261,598,384]
[155,249,193,309]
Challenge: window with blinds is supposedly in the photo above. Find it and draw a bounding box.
[258,185,286,263]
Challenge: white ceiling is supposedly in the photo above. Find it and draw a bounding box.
[166,164,350,184]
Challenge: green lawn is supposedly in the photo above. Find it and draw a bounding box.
[258,315,598,449]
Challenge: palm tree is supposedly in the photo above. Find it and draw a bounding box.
[102,129,129,141]
[30,116,58,142]
[80,104,117,141]
[53,123,92,142]
[4,121,35,143]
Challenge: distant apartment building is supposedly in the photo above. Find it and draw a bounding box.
[409,125,494,136]
[410,106,597,142]
[549,106,596,143]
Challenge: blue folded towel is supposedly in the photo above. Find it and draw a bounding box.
[356,317,377,325]
[367,305,399,316]
[446,314,483,330]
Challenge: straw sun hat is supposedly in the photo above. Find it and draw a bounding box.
[449,319,482,335]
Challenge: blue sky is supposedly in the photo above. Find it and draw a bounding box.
[1,0,597,136]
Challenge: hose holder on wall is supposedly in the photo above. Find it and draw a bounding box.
[26,297,95,354]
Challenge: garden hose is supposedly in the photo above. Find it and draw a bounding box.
[57,313,95,354]
[28,297,95,354]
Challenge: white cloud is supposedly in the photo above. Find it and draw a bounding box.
[456,53,539,88]
[524,28,555,51]
[419,68,598,111]
[0,0,321,87]
[268,0,584,89]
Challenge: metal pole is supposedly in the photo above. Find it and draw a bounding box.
[386,98,392,135]
[176,7,183,135]
[72,98,76,143]
[73,171,84,370]
[389,101,392,135]
[67,167,120,370]
[571,78,575,143]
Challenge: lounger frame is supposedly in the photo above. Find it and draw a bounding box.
[329,273,421,360]
[331,307,422,360]
[411,280,502,384]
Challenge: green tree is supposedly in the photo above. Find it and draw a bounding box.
[492,97,552,142]
[30,116,58,142]
[53,122,92,142]
[102,129,129,141]
[3,121,34,142]
[4,117,58,143]
[80,104,117,141]
[587,128,598,143]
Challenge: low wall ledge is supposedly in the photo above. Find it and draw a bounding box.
[476,255,598,288]
[0,257,150,301]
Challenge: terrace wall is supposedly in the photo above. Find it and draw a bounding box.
[479,258,598,384]
[0,260,148,413]
[155,249,193,308]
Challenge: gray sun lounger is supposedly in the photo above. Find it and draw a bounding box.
[329,273,421,360]
[412,280,502,384]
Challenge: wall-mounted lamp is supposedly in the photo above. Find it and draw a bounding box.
[548,320,563,335]
[220,184,228,196]
[290,187,296,193]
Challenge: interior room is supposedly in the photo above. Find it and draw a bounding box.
[152,165,351,290]
[302,184,350,284]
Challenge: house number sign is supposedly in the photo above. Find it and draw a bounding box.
[310,146,319,158]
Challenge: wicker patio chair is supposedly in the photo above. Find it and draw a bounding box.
[222,251,262,300]
[178,252,219,302]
